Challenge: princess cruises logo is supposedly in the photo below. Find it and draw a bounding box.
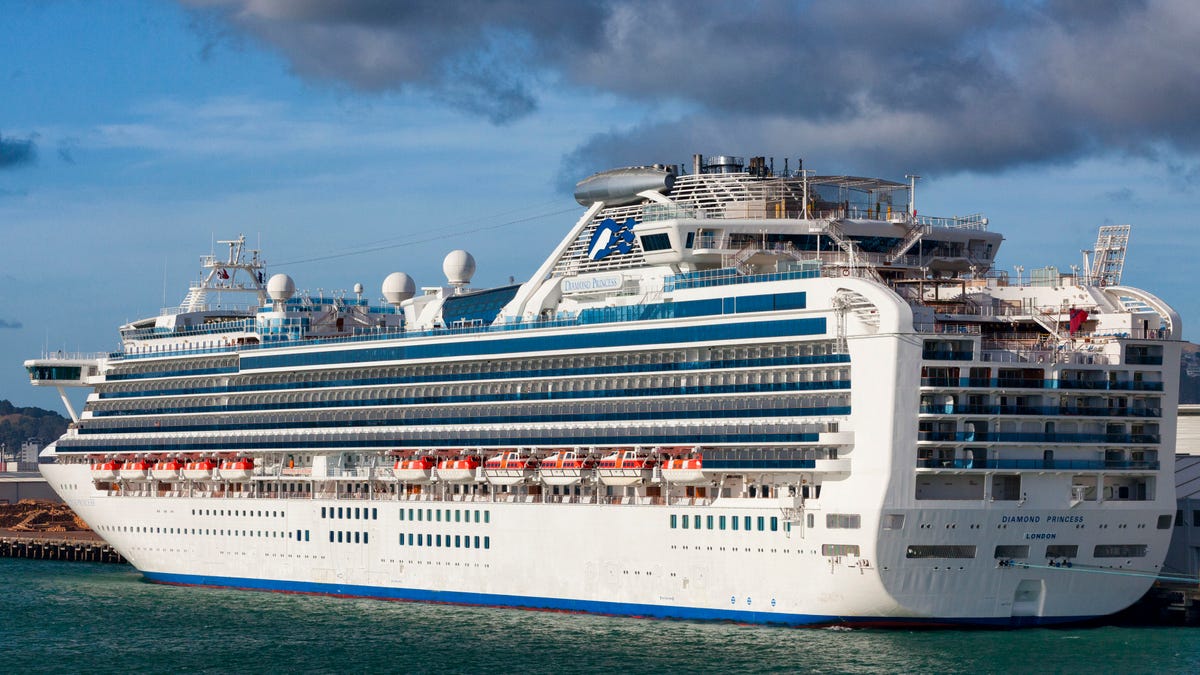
[586,218,637,261]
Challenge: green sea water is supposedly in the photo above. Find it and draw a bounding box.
[2,558,1198,674]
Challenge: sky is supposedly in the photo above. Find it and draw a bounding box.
[2,0,1199,413]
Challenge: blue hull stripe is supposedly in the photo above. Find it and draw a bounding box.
[241,318,827,371]
[141,571,1095,628]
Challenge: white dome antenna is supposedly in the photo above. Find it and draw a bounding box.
[266,274,295,307]
[382,272,416,306]
[443,250,476,288]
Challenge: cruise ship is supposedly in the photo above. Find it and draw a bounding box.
[27,154,1183,626]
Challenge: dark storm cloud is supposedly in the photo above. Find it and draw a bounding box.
[0,133,37,169]
[182,0,1200,176]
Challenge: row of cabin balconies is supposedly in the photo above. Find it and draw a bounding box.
[916,431,1160,444]
[919,404,1162,417]
[920,376,1163,391]
[915,458,1159,471]
[917,447,1158,472]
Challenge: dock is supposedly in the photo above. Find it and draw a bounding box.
[0,530,124,564]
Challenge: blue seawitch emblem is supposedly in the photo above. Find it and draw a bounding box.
[587,218,637,261]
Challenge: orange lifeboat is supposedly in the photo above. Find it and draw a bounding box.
[392,456,436,484]
[661,455,705,484]
[483,450,536,486]
[437,456,482,483]
[182,458,217,481]
[90,459,122,482]
[218,457,255,481]
[118,458,151,481]
[539,450,594,486]
[151,458,183,481]
[597,449,656,486]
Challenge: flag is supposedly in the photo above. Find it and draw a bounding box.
[1069,308,1089,335]
[218,268,230,280]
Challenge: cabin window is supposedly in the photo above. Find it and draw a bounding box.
[682,515,689,529]
[770,517,778,532]
[694,515,701,529]
[670,515,677,529]
[757,517,765,531]
[731,517,739,531]
[484,536,491,549]
[707,515,714,530]
[826,514,861,529]
[475,536,481,548]
[719,516,727,530]
[744,516,752,531]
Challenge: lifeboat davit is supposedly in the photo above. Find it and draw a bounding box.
[218,457,255,481]
[597,449,656,486]
[539,450,594,486]
[483,451,537,486]
[438,456,482,483]
[151,458,183,481]
[393,456,436,483]
[118,458,151,481]
[182,458,217,481]
[661,455,705,484]
[90,459,122,482]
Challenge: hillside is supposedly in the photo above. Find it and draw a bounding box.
[0,400,69,459]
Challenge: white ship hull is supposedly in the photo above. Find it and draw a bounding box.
[43,457,1168,625]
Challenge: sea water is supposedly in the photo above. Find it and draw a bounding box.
[3,558,1199,674]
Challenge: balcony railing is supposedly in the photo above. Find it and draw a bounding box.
[917,458,1159,471]
[919,405,1162,418]
[917,431,1160,444]
[920,377,1164,391]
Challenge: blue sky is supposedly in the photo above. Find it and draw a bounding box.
[2,0,1198,413]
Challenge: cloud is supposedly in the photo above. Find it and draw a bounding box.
[0,133,37,169]
[0,319,22,330]
[180,0,1200,177]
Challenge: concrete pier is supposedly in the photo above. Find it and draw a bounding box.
[0,530,123,564]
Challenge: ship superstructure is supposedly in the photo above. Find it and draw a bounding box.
[27,154,1182,625]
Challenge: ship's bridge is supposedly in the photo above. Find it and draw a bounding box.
[24,352,105,423]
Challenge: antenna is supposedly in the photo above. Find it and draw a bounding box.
[905,175,921,218]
